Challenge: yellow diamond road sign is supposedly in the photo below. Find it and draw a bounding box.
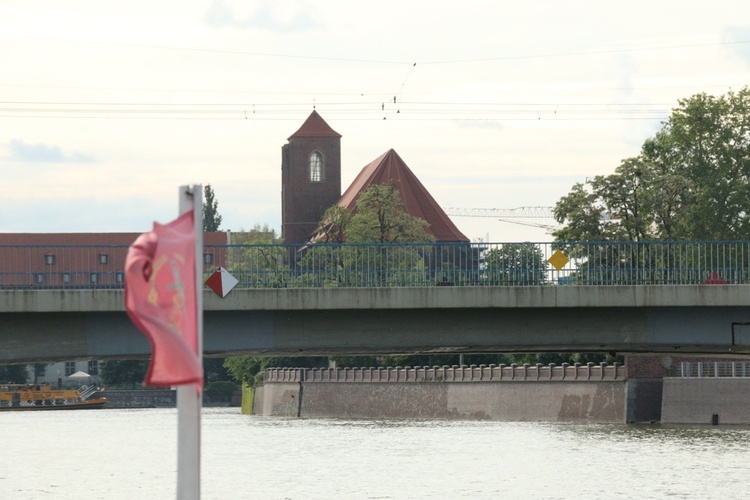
[548,249,569,271]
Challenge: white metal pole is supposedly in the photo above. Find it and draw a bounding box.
[177,184,203,500]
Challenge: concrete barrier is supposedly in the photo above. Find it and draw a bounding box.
[661,378,750,424]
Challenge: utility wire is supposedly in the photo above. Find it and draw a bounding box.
[8,34,750,66]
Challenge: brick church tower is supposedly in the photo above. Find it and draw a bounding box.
[281,110,342,245]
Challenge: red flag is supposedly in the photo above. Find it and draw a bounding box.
[124,211,203,388]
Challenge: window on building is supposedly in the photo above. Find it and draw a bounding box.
[310,151,324,182]
[63,273,71,284]
[65,362,76,376]
[35,273,45,284]
[88,361,99,376]
[89,273,98,284]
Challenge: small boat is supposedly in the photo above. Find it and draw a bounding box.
[0,383,107,411]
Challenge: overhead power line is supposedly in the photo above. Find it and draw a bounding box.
[0,101,671,121]
[9,34,750,66]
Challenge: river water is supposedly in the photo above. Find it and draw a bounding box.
[1,407,749,499]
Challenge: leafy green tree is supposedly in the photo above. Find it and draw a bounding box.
[554,87,750,242]
[505,352,622,366]
[642,88,750,240]
[32,364,47,384]
[347,182,433,243]
[552,182,609,242]
[100,360,148,389]
[484,243,547,285]
[0,364,28,384]
[312,205,353,243]
[224,224,288,287]
[224,356,327,388]
[203,358,231,383]
[303,183,436,287]
[231,224,282,244]
[202,184,222,232]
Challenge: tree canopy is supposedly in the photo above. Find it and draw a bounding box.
[202,184,222,232]
[100,360,149,388]
[0,364,28,384]
[553,87,750,242]
[313,182,434,243]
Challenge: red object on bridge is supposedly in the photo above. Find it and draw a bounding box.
[703,272,728,284]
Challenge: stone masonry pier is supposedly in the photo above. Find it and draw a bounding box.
[255,363,636,423]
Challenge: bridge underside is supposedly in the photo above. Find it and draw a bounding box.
[4,306,750,364]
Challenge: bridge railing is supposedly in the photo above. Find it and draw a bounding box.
[680,361,750,378]
[1,240,749,289]
[263,363,625,383]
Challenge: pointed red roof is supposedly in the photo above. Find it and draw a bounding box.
[337,149,469,242]
[288,110,341,140]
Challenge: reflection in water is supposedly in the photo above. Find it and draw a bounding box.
[1,408,749,499]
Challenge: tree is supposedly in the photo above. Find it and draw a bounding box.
[484,243,547,285]
[0,364,28,384]
[553,87,750,242]
[642,88,750,240]
[346,182,433,243]
[231,224,281,244]
[312,206,353,243]
[203,184,222,232]
[203,358,231,383]
[228,224,289,288]
[100,360,148,389]
[303,183,435,287]
[224,356,328,388]
[32,364,47,384]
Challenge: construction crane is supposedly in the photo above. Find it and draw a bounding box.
[443,206,559,233]
[443,206,554,218]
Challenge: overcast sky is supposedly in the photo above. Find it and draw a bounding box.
[2,1,749,242]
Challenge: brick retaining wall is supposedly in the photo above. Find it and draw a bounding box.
[256,365,628,422]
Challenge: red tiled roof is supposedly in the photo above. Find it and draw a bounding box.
[337,149,469,242]
[288,110,341,140]
[0,232,228,245]
[0,232,229,282]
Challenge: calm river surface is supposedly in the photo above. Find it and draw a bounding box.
[1,407,749,499]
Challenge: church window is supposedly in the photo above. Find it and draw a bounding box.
[310,151,324,182]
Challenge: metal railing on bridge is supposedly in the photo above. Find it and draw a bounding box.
[680,361,750,378]
[1,240,749,290]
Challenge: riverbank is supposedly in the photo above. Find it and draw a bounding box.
[93,389,241,408]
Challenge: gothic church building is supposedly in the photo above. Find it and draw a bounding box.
[281,111,469,245]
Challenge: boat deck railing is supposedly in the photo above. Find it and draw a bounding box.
[77,385,98,401]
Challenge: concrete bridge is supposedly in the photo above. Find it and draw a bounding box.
[3,284,750,364]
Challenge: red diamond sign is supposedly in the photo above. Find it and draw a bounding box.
[205,267,239,298]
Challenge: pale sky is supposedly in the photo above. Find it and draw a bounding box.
[2,1,749,242]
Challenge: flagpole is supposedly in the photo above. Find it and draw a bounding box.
[177,184,203,500]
